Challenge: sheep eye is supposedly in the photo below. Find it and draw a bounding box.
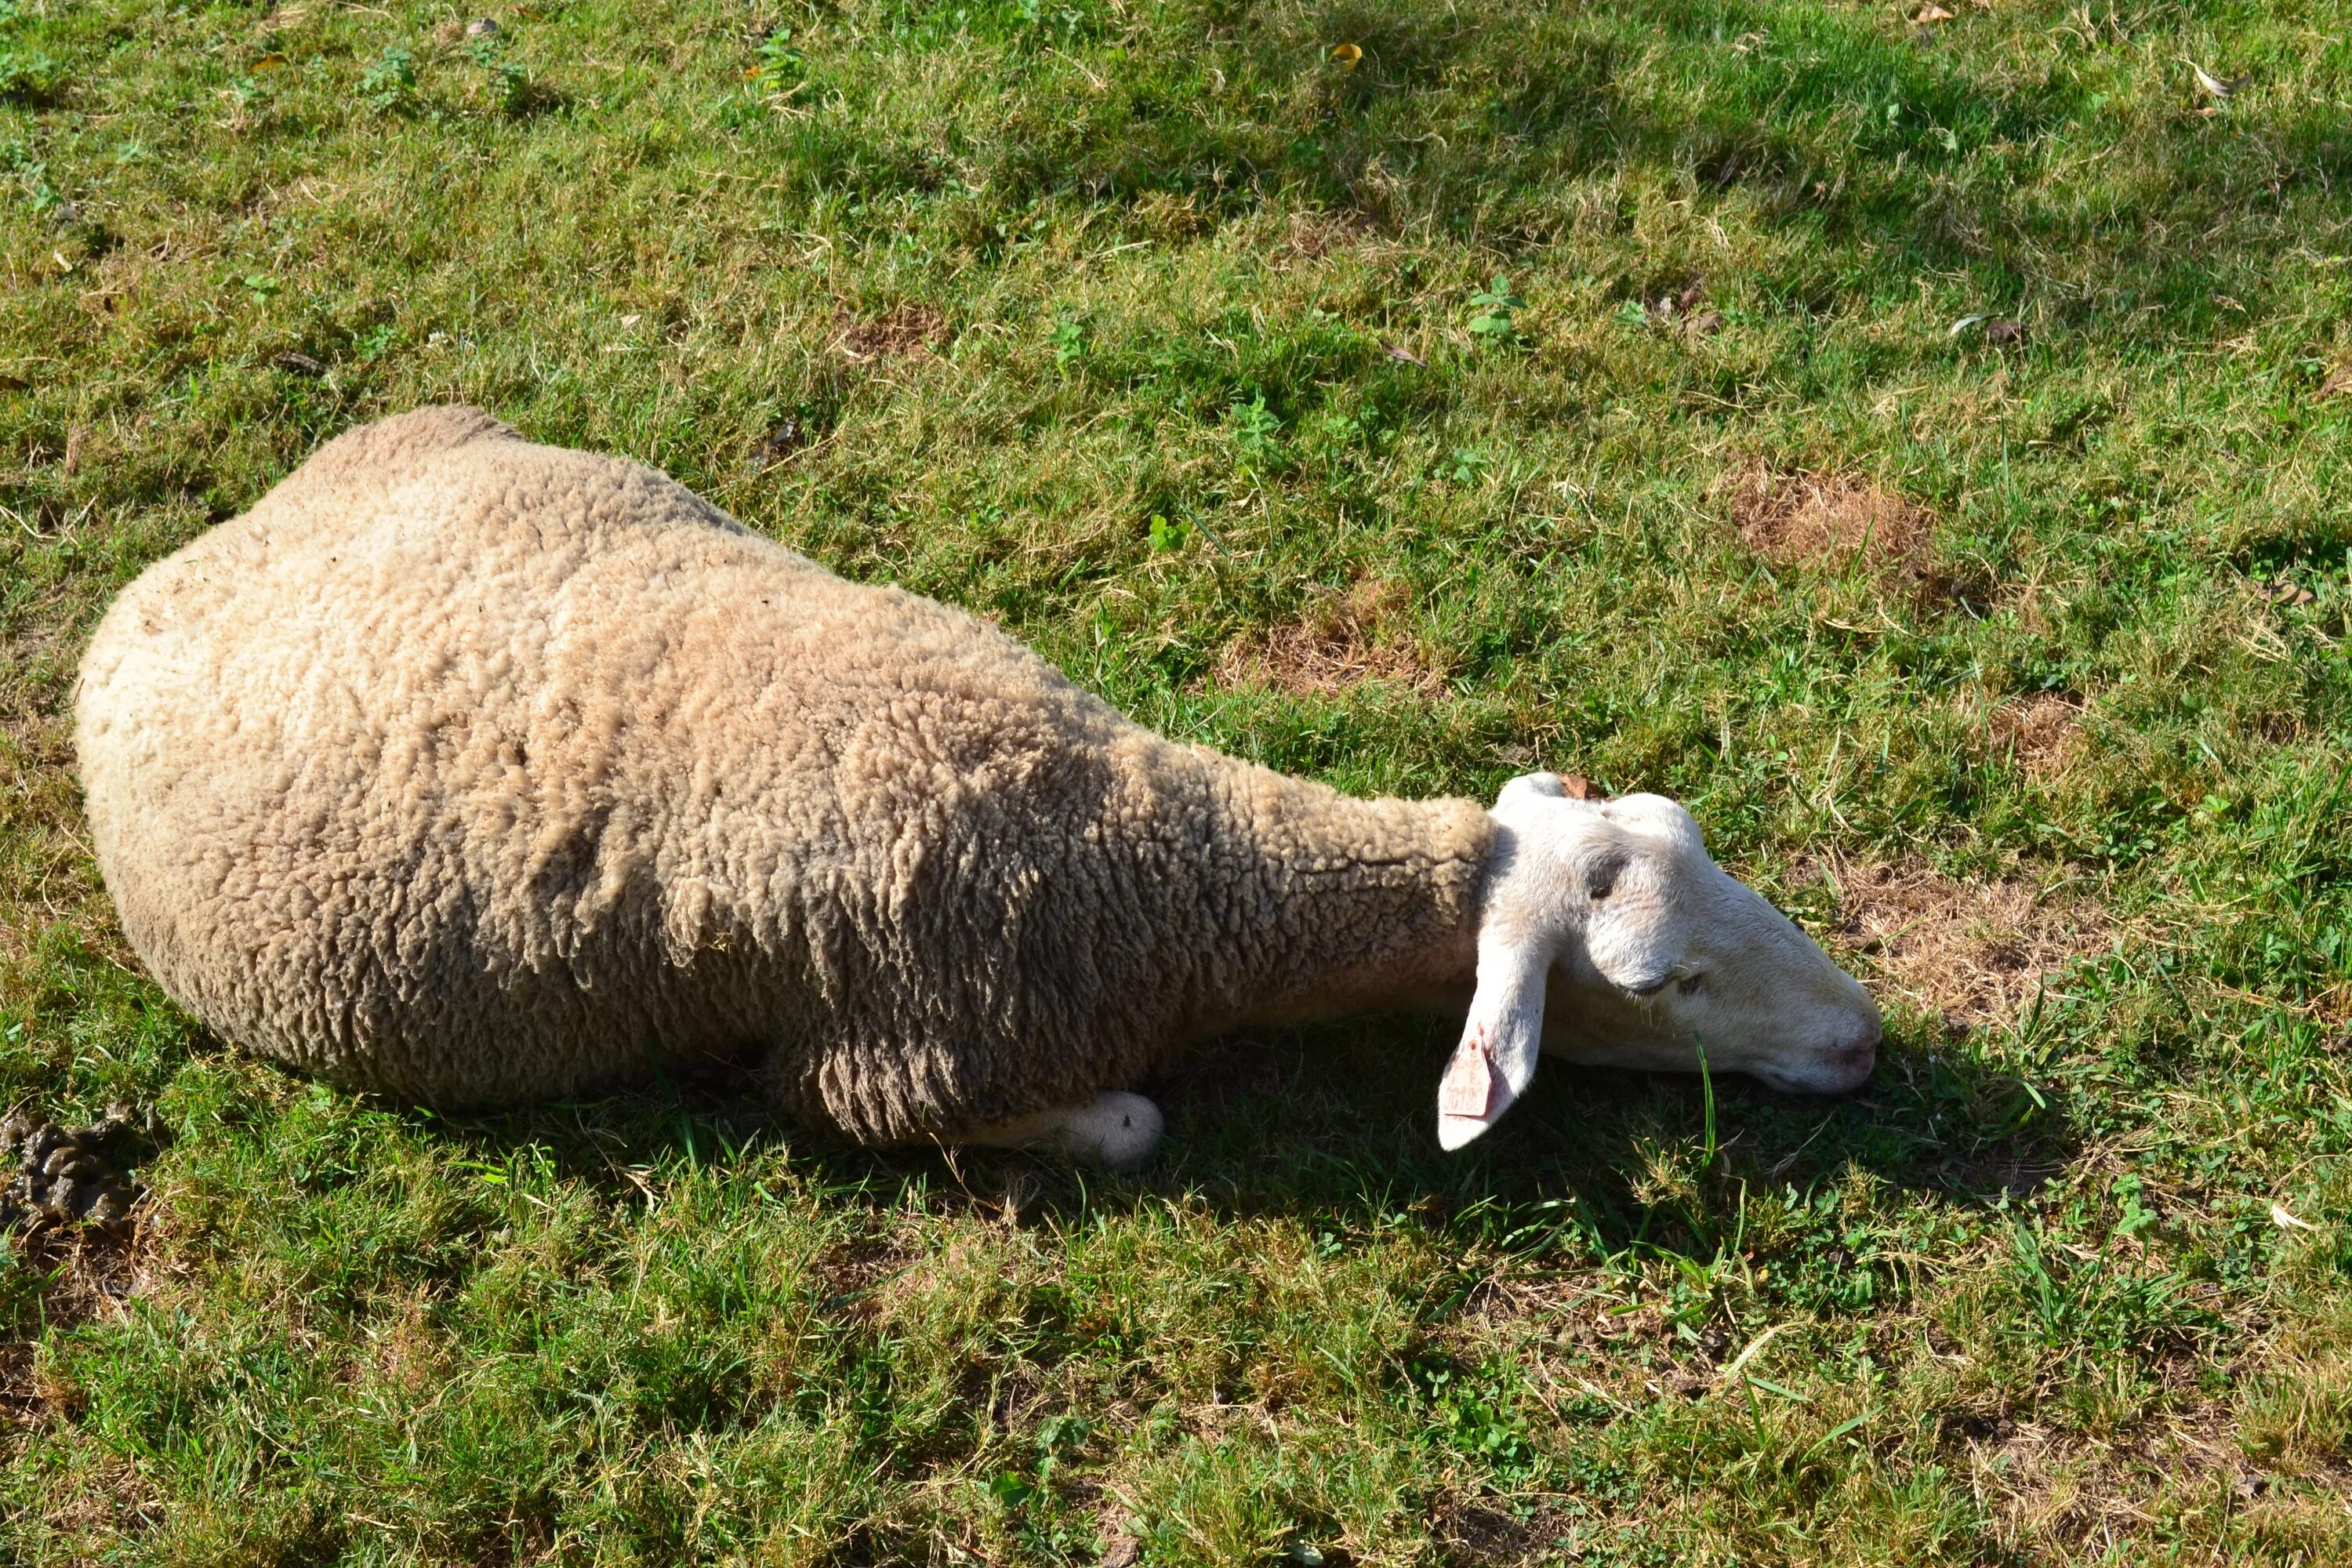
[1584,851,1627,902]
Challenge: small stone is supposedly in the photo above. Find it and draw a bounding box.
[466,16,500,38]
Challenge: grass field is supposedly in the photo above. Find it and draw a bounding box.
[6,0,2352,1559]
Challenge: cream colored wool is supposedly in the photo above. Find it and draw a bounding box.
[75,408,1494,1145]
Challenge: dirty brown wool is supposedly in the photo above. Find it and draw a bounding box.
[74,408,1494,1145]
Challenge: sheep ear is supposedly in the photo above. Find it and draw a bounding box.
[1497,771,1566,805]
[1436,937,1548,1151]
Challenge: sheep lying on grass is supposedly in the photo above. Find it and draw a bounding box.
[74,408,1881,1166]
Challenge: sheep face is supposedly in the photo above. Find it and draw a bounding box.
[1436,775,1880,1150]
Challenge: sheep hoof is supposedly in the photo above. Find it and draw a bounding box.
[966,1091,1164,1168]
[1047,1091,1165,1170]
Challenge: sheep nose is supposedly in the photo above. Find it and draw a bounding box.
[1824,1022,1880,1090]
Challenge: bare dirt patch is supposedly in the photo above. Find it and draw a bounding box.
[1213,578,1449,698]
[1717,460,1933,578]
[835,303,951,363]
[1796,854,2112,1029]
[1992,693,2087,779]
[1431,1492,1579,1565]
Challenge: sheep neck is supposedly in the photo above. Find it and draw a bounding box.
[1190,761,1497,1033]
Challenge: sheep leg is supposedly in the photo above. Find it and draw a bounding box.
[964,1091,1163,1170]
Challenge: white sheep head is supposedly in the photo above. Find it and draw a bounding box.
[1437,773,1881,1150]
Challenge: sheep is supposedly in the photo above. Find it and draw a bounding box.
[74,407,1882,1167]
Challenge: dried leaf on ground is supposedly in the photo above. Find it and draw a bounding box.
[2261,577,2316,607]
[1650,278,1719,334]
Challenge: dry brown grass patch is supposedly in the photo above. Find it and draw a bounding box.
[1955,1410,2274,1556]
[1797,853,2113,1029]
[836,302,951,362]
[28,1454,160,1541]
[1213,578,1448,697]
[812,1231,920,1321]
[1274,208,1371,263]
[365,1290,452,1396]
[1123,189,1216,244]
[1992,693,2088,779]
[1719,460,1933,576]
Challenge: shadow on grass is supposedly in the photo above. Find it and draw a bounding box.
[428,1005,2073,1268]
[866,0,2350,342]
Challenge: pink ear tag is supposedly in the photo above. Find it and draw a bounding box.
[1439,1027,1497,1119]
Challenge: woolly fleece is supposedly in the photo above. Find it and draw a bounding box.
[75,408,1496,1145]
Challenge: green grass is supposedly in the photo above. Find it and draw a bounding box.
[5,0,2352,1558]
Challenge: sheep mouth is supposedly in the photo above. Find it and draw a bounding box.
[1744,1039,1878,1095]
